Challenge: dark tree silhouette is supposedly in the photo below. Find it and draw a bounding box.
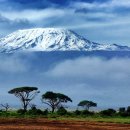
[78,100,97,110]
[1,103,10,112]
[8,86,40,111]
[42,91,72,113]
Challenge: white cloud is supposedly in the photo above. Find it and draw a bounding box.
[0,53,130,108]
[111,0,130,7]
[71,0,130,9]
[0,0,130,45]
[0,8,66,21]
[46,57,130,81]
[43,57,130,107]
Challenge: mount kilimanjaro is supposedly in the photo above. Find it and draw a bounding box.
[0,28,129,53]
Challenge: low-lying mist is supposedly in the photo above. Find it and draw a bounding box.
[0,51,130,109]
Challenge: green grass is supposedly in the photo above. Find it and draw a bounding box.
[0,111,130,124]
[53,116,130,124]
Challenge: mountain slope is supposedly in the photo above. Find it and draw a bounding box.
[0,28,129,53]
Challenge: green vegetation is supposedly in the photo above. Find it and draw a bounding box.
[78,100,97,110]
[55,117,130,124]
[0,86,129,124]
[0,109,130,124]
[8,86,40,111]
[41,91,72,113]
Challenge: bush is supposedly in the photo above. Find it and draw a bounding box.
[42,109,49,116]
[81,110,94,116]
[118,106,130,117]
[27,109,43,115]
[35,109,43,115]
[100,109,116,116]
[118,107,128,117]
[119,107,126,113]
[57,107,67,115]
[119,111,128,117]
[0,110,9,116]
[74,110,82,115]
[127,106,130,113]
[17,109,26,114]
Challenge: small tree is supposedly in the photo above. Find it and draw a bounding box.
[78,100,97,110]
[8,86,40,111]
[42,91,72,113]
[1,103,10,112]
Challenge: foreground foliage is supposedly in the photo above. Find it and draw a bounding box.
[1,109,130,124]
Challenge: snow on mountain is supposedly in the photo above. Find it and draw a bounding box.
[0,28,129,53]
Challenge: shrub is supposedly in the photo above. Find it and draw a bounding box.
[0,110,9,116]
[119,107,126,113]
[118,106,130,117]
[81,110,94,116]
[119,106,130,117]
[100,109,116,116]
[127,106,130,113]
[42,109,49,116]
[118,107,128,117]
[36,109,44,115]
[17,109,26,114]
[27,109,43,115]
[74,110,82,115]
[119,111,128,117]
[57,107,67,115]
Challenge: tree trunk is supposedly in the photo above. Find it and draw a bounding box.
[52,107,55,113]
[23,102,27,112]
[86,106,89,111]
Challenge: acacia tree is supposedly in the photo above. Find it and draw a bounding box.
[78,100,97,111]
[42,91,72,113]
[8,86,40,111]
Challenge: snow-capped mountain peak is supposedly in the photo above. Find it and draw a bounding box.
[0,28,129,53]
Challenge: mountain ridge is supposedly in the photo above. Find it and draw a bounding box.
[0,28,129,53]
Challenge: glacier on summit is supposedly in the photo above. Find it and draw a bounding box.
[0,28,129,53]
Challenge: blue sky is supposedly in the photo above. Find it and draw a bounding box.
[0,0,130,45]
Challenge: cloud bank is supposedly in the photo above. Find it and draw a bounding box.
[0,54,129,109]
[43,56,130,108]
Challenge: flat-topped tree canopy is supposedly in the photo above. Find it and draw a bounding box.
[42,91,72,103]
[56,93,72,103]
[8,86,38,94]
[42,91,72,113]
[8,86,39,111]
[78,100,97,110]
